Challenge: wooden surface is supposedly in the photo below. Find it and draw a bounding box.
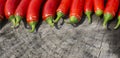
[0,14,120,58]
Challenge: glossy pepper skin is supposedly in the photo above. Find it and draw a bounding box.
[0,0,6,21]
[14,0,31,27]
[94,0,104,16]
[84,0,93,24]
[27,0,43,32]
[69,0,84,24]
[4,0,21,26]
[42,0,61,27]
[114,10,120,29]
[103,0,119,28]
[54,0,72,23]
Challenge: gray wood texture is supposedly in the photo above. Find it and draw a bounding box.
[0,14,120,58]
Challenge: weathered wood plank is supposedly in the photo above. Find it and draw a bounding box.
[0,14,120,58]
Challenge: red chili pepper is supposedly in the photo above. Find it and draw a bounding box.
[103,0,119,28]
[27,0,43,32]
[42,0,61,26]
[54,0,72,23]
[4,0,21,26]
[14,0,31,27]
[68,0,84,24]
[94,0,104,16]
[84,0,93,23]
[0,0,6,21]
[114,10,120,29]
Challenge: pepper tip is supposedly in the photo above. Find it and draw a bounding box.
[54,12,64,23]
[85,11,92,24]
[114,16,120,29]
[9,15,16,28]
[29,21,37,33]
[15,15,22,27]
[46,16,54,27]
[69,16,79,24]
[95,10,103,16]
[103,13,113,29]
[103,21,107,29]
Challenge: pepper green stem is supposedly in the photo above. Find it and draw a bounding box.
[114,16,120,29]
[15,15,22,27]
[67,16,79,24]
[95,10,103,16]
[54,12,64,23]
[29,21,37,32]
[9,15,16,28]
[103,13,113,28]
[85,11,92,24]
[46,16,54,27]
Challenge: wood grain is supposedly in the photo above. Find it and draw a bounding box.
[0,14,120,58]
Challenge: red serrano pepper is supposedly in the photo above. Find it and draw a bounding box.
[69,0,84,24]
[54,0,72,23]
[0,0,6,21]
[103,0,119,28]
[94,0,104,16]
[114,10,120,29]
[4,0,21,26]
[84,0,93,23]
[42,0,61,26]
[27,0,43,32]
[15,0,31,27]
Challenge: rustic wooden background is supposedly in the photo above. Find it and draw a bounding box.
[0,14,120,58]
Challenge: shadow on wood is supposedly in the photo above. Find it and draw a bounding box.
[0,19,8,30]
[71,14,86,27]
[107,29,120,58]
